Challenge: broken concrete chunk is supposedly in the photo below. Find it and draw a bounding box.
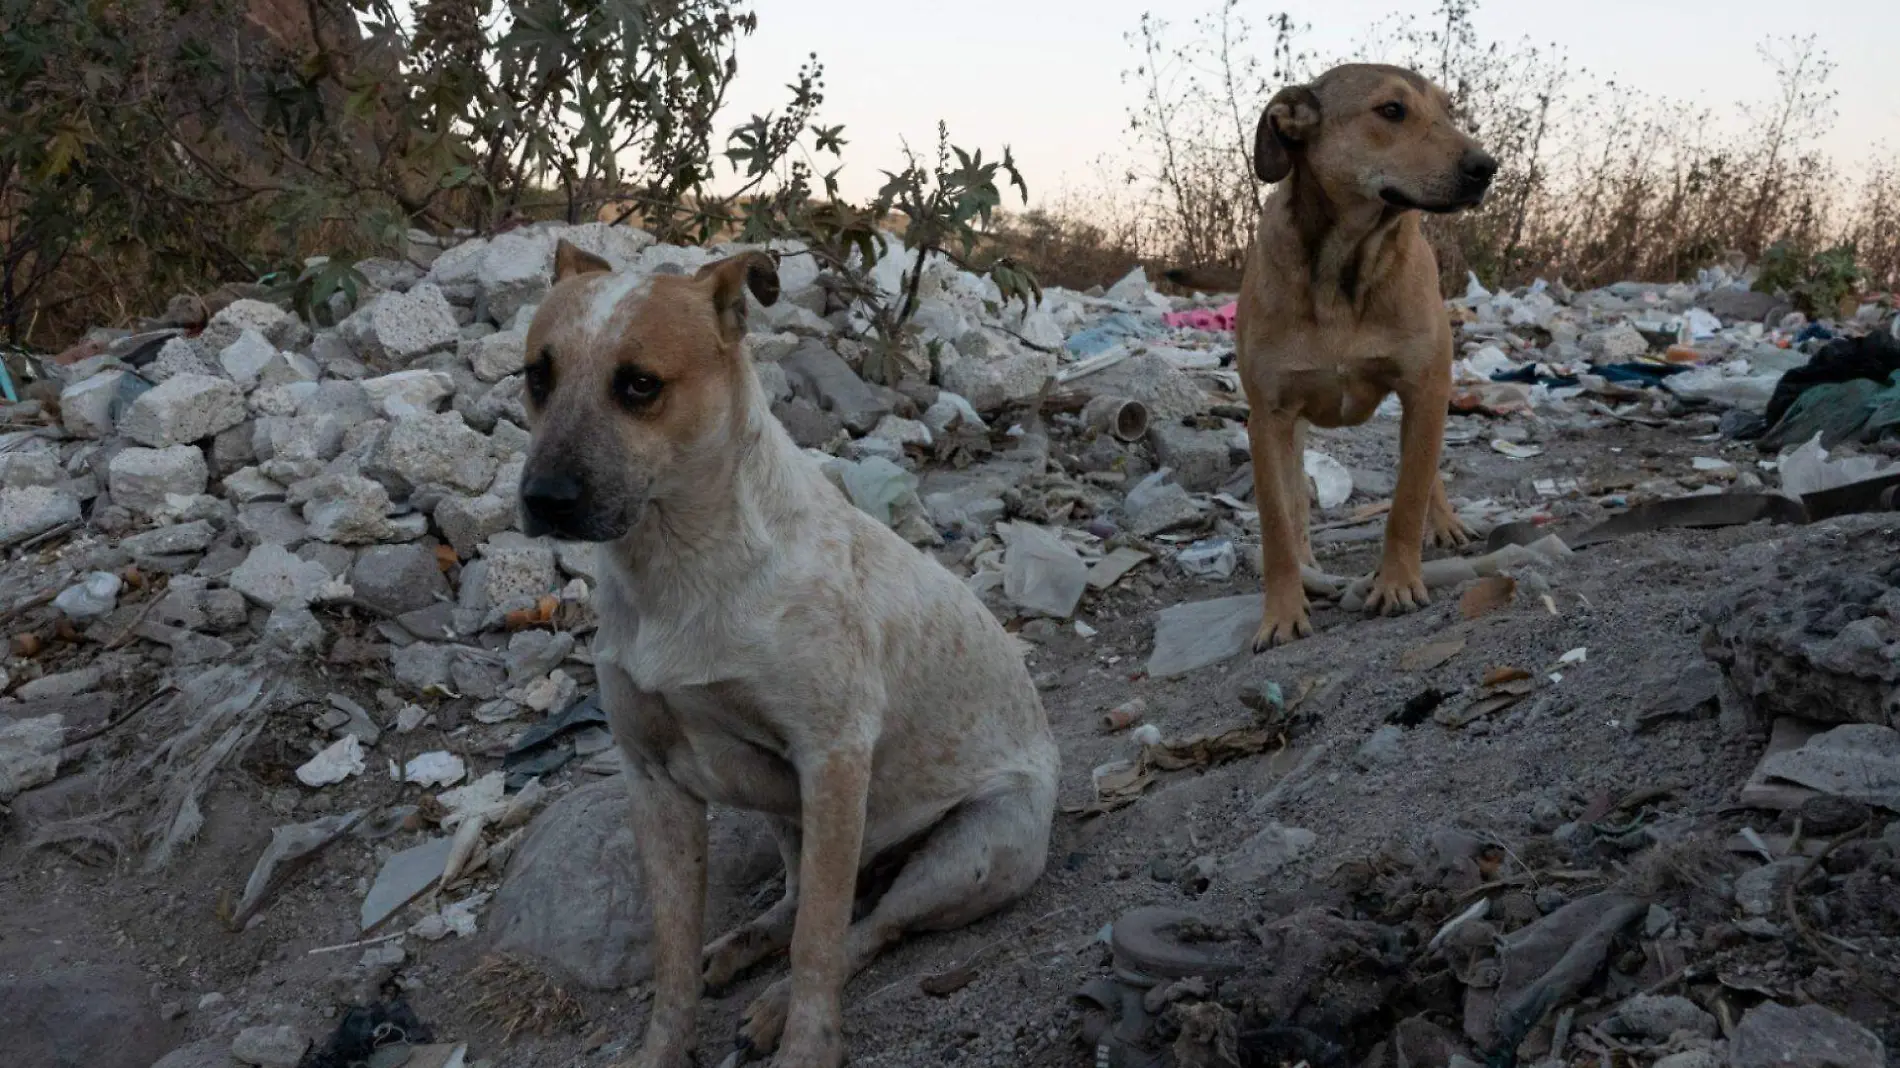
[0,714,65,801]
[1123,470,1202,537]
[108,445,209,515]
[120,373,247,447]
[1150,422,1233,493]
[1731,1001,1884,1068]
[229,543,333,610]
[349,543,449,616]
[59,369,138,438]
[435,493,516,558]
[469,330,527,382]
[0,485,81,544]
[937,330,1054,411]
[361,836,456,931]
[368,411,498,497]
[301,474,405,545]
[361,369,455,418]
[202,298,299,354]
[781,340,892,433]
[367,282,460,361]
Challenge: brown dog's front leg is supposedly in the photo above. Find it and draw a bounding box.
[624,760,709,1068]
[1248,410,1314,650]
[771,744,873,1068]
[1368,377,1450,615]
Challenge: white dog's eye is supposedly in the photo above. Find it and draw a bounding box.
[1376,102,1407,122]
[614,365,664,409]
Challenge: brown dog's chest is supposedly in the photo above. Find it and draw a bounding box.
[1241,328,1412,428]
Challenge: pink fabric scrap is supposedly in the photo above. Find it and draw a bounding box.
[1163,301,1238,332]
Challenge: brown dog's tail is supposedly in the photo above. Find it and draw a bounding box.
[1161,265,1245,294]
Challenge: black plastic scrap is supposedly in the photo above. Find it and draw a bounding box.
[502,691,607,790]
[1568,493,1809,548]
[299,997,434,1068]
[1483,893,1646,1067]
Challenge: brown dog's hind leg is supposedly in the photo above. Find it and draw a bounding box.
[1248,411,1314,650]
[1426,476,1471,548]
[736,774,1056,1062]
[703,819,800,992]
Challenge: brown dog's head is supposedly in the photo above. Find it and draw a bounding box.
[517,241,780,542]
[1253,63,1497,213]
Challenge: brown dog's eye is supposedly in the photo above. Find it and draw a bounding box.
[1376,102,1407,122]
[525,348,554,405]
[613,365,663,409]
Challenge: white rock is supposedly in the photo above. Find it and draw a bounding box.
[361,369,455,418]
[120,373,247,447]
[301,474,404,545]
[59,370,132,438]
[219,329,279,387]
[1303,450,1353,508]
[229,543,332,610]
[53,571,123,621]
[369,411,498,496]
[469,331,527,383]
[202,299,299,354]
[108,445,208,514]
[937,331,1055,411]
[0,485,81,544]
[0,714,64,801]
[369,283,459,361]
[146,336,218,382]
[436,493,516,557]
[0,449,60,490]
[478,232,555,326]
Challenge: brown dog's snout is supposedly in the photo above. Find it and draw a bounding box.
[1459,149,1499,193]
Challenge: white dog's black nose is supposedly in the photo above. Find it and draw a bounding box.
[521,472,584,530]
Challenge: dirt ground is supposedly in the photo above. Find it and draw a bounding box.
[4,400,1896,1068]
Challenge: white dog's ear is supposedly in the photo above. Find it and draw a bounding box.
[1254,85,1322,184]
[554,239,613,282]
[695,251,780,341]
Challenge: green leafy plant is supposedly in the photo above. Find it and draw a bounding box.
[1754,240,1861,317]
[263,257,371,328]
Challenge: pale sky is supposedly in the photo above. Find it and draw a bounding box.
[717,0,1899,206]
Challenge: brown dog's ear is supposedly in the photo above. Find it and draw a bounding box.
[1253,85,1322,183]
[695,251,780,340]
[554,239,613,282]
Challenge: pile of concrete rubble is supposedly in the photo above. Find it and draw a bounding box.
[2,219,1898,1068]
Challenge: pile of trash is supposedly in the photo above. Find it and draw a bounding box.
[3,217,1899,1068]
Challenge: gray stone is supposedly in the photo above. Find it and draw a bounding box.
[1123,470,1202,537]
[1,714,65,801]
[435,493,516,558]
[360,369,454,418]
[223,467,284,503]
[16,668,103,701]
[218,329,278,387]
[229,1025,307,1068]
[237,502,309,547]
[469,330,527,382]
[146,336,219,382]
[937,329,1055,412]
[1221,823,1317,884]
[122,520,217,559]
[1701,288,1785,323]
[490,778,777,989]
[360,835,455,930]
[471,538,559,608]
[108,445,209,514]
[1757,724,1900,811]
[367,411,497,497]
[201,298,299,354]
[1582,321,1650,361]
[120,374,247,447]
[505,630,576,685]
[0,485,80,545]
[391,642,458,693]
[1605,994,1717,1042]
[349,544,448,615]
[59,370,137,438]
[1355,724,1406,768]
[781,340,892,433]
[150,1038,239,1068]
[1150,421,1234,492]
[478,231,555,326]
[0,449,60,489]
[1733,858,1805,918]
[1731,1001,1883,1068]
[468,375,526,433]
[301,475,403,545]
[367,282,459,361]
[772,396,845,449]
[1080,352,1209,420]
[228,543,332,610]
[0,963,177,1068]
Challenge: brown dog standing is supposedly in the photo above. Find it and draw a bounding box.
[1236,63,1496,649]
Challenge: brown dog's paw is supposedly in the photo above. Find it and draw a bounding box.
[1250,604,1313,651]
[736,978,791,1060]
[1365,571,1430,616]
[1427,511,1472,549]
